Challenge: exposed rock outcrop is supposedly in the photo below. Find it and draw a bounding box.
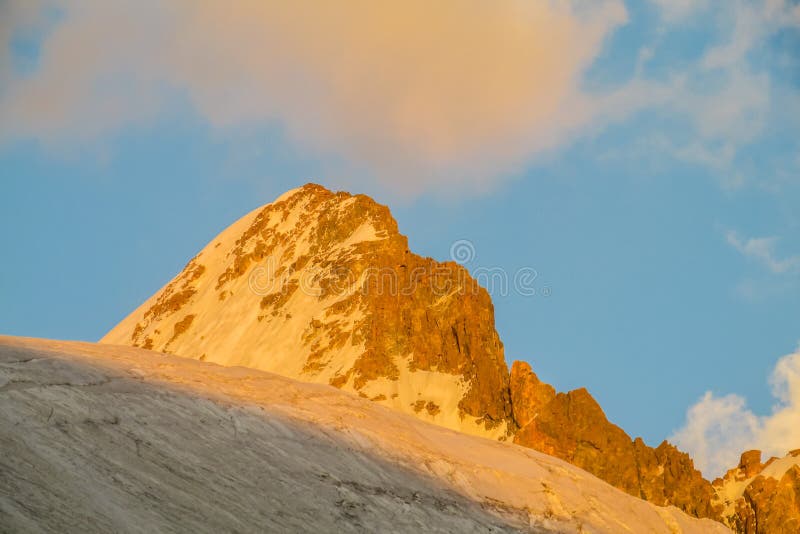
[104,184,512,438]
[509,361,721,520]
[714,450,800,533]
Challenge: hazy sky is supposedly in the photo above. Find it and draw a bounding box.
[1,0,799,476]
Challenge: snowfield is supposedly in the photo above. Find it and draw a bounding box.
[0,336,729,533]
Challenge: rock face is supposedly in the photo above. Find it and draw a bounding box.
[104,184,512,439]
[104,184,721,523]
[0,336,734,534]
[509,362,720,521]
[714,450,800,533]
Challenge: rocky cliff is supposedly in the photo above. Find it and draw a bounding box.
[103,184,721,523]
[103,184,512,439]
[713,449,800,533]
[509,361,720,520]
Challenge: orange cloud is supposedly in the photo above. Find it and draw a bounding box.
[1,1,627,193]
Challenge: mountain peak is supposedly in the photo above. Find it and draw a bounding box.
[102,185,722,523]
[103,184,513,438]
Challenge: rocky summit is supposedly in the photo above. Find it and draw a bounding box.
[103,184,512,439]
[102,184,793,531]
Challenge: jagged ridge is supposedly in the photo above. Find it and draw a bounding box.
[509,362,719,519]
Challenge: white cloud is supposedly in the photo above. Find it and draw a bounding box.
[650,0,800,29]
[648,0,710,22]
[726,231,800,274]
[672,345,800,478]
[638,0,800,189]
[671,392,761,478]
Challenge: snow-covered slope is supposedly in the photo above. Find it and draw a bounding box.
[102,184,513,440]
[0,336,729,533]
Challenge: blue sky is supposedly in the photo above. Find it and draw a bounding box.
[1,0,799,475]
